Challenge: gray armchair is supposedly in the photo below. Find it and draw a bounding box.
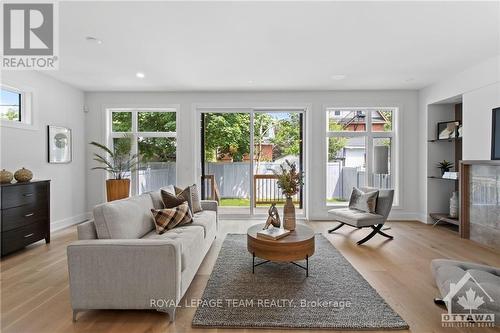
[327,187,394,245]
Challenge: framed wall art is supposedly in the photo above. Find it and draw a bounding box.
[48,125,72,163]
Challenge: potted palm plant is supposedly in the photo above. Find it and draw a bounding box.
[90,137,138,202]
[273,160,303,231]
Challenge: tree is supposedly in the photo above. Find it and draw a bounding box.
[0,108,20,121]
[137,112,176,163]
[380,110,392,132]
[203,113,251,162]
[111,112,177,165]
[327,122,347,161]
[253,113,274,164]
[271,113,301,159]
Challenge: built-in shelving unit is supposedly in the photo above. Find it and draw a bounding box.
[427,137,462,143]
[429,213,459,226]
[427,176,458,181]
[427,98,463,230]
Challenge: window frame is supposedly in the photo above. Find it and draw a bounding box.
[0,85,34,129]
[107,107,178,195]
[326,107,399,207]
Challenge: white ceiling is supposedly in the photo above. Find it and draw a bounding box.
[47,1,500,91]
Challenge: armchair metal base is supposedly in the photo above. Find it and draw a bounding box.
[433,298,446,307]
[327,223,393,245]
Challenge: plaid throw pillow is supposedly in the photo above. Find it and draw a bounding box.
[151,202,192,234]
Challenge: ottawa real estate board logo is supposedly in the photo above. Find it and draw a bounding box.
[1,1,58,70]
[441,272,495,328]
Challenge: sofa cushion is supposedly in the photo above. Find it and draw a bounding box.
[191,210,216,238]
[151,202,193,234]
[328,207,384,227]
[93,193,155,239]
[142,225,204,272]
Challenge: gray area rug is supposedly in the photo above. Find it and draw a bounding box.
[192,234,409,330]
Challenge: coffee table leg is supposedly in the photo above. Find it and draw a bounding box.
[306,255,309,277]
[252,253,255,274]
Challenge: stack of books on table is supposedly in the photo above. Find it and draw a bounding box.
[257,227,290,240]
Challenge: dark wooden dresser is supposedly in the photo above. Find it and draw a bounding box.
[1,180,50,256]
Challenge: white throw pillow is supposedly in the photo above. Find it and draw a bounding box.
[348,187,379,213]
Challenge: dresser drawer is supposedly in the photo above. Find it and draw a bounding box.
[2,222,47,256]
[1,182,49,209]
[1,203,49,232]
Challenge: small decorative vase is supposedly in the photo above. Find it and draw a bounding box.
[283,197,296,231]
[449,191,459,218]
[0,169,14,184]
[14,167,33,182]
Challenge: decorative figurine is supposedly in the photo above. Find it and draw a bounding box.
[0,169,13,184]
[14,167,33,182]
[263,203,281,229]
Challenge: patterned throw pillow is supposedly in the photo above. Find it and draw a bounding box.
[348,187,379,213]
[161,189,190,209]
[174,184,203,214]
[151,202,192,234]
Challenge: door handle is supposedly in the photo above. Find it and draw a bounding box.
[23,193,33,197]
[24,233,34,238]
[25,213,35,217]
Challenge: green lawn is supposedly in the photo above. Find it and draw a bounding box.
[326,198,348,203]
[220,197,345,206]
[220,198,298,207]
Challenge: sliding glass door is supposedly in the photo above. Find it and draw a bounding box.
[253,112,304,215]
[201,112,251,215]
[201,109,304,216]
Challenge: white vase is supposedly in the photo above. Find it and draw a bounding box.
[449,191,459,218]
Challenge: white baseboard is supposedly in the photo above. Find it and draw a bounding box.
[51,212,92,233]
[387,212,420,221]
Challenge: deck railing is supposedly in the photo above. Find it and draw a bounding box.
[253,174,301,207]
[202,174,221,204]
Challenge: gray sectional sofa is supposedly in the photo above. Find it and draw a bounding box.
[67,188,217,322]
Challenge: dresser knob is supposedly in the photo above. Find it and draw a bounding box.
[25,213,35,217]
[24,233,34,238]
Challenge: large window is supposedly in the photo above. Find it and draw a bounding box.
[108,108,177,194]
[326,107,397,205]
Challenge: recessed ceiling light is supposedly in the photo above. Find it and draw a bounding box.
[331,74,346,80]
[136,72,145,79]
[247,80,254,84]
[85,36,102,44]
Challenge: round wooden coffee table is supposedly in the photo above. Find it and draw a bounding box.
[247,224,315,276]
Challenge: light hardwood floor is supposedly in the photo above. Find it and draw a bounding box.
[1,220,499,333]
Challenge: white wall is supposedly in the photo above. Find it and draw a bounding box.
[463,82,500,159]
[418,55,500,221]
[0,71,88,231]
[84,90,419,221]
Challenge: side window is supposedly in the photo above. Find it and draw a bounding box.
[0,87,22,122]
